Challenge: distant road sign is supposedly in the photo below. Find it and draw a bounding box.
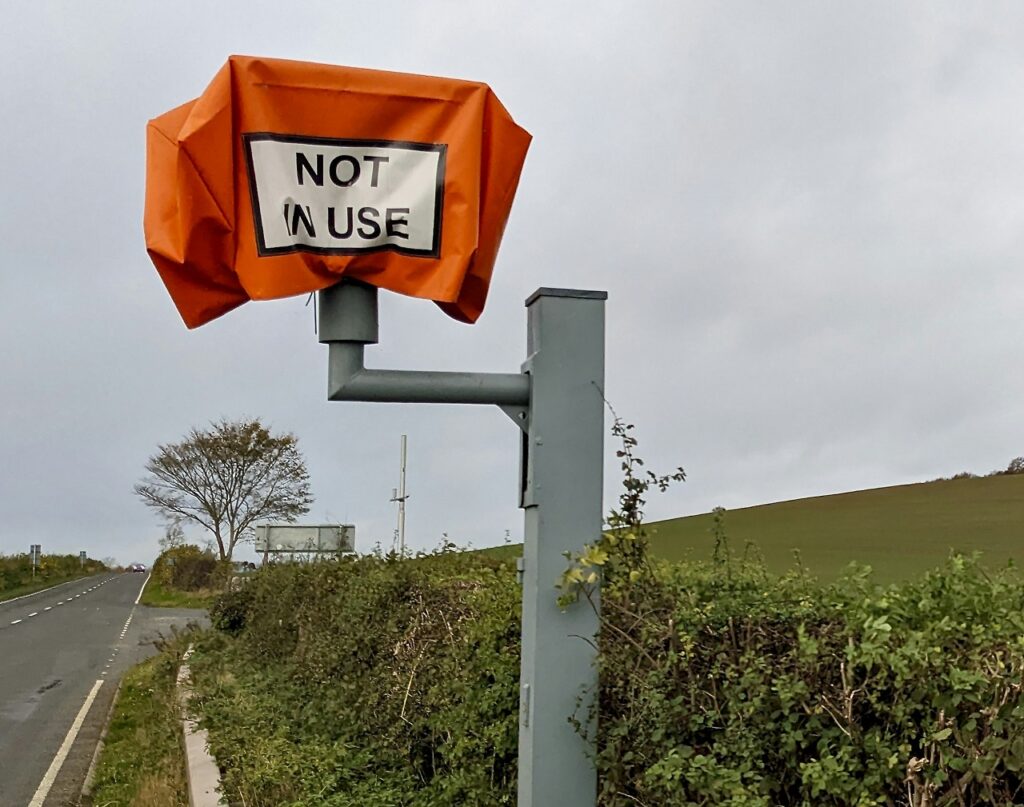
[254,524,355,554]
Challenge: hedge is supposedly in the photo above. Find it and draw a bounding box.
[0,552,106,594]
[189,548,1024,806]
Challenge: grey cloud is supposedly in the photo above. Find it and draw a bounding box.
[1,2,1022,563]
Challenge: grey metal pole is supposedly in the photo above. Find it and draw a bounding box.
[398,435,407,555]
[517,289,605,807]
[317,281,605,807]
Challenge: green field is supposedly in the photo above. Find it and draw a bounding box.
[646,473,1024,581]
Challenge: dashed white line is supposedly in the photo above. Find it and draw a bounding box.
[4,573,129,629]
[0,576,96,606]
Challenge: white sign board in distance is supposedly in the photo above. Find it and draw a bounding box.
[254,524,355,553]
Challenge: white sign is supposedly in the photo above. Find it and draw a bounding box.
[243,134,446,258]
[254,524,355,553]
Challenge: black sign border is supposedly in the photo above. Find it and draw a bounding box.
[243,132,447,259]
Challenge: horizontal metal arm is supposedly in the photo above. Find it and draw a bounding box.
[328,342,530,405]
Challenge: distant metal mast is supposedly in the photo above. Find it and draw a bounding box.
[389,434,408,554]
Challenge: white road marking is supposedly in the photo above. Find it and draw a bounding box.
[2,575,121,629]
[28,679,104,807]
[134,573,151,605]
[0,576,97,606]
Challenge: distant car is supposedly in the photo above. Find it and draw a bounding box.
[129,563,146,573]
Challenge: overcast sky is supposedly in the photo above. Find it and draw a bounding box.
[2,3,1022,564]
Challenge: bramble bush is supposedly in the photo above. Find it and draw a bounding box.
[190,423,1024,805]
[578,420,1024,806]
[593,553,1024,806]
[195,550,521,807]
[195,548,1024,806]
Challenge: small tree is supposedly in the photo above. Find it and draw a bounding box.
[159,518,187,552]
[987,456,1024,477]
[135,418,313,561]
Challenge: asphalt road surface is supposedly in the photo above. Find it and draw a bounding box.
[0,572,207,807]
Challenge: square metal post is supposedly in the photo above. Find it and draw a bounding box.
[518,289,606,807]
[318,282,606,807]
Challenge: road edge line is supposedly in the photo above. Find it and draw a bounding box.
[80,679,124,797]
[29,678,105,807]
[134,573,152,605]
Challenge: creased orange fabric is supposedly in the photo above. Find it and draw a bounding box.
[145,56,531,328]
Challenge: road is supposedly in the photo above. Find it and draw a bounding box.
[0,572,206,807]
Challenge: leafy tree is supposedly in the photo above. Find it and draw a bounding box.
[134,418,313,561]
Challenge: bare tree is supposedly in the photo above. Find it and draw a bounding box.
[135,418,313,561]
[158,517,187,552]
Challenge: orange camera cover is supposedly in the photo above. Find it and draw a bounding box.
[145,56,531,328]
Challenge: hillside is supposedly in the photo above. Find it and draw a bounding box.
[646,474,1024,582]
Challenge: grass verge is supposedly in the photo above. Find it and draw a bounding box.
[140,576,218,609]
[0,572,103,603]
[86,641,191,807]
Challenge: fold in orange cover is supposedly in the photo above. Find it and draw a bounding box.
[145,56,531,328]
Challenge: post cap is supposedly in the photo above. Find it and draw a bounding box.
[525,288,608,307]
